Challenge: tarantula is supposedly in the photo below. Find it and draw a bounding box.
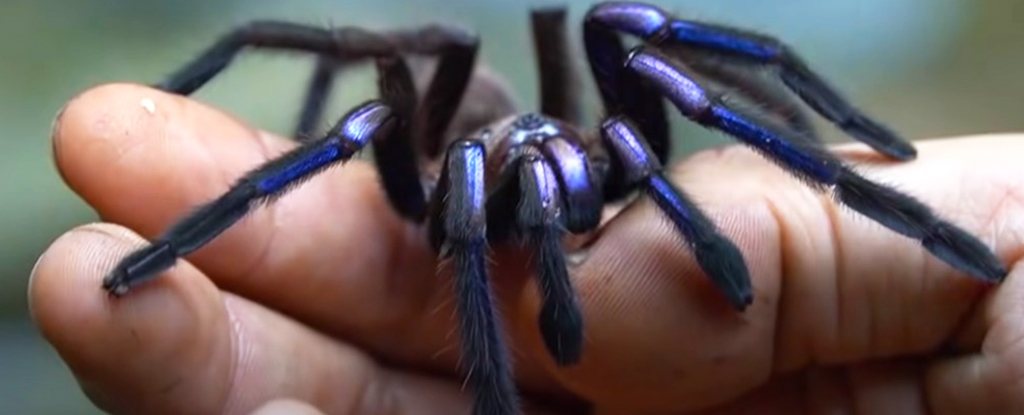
[101,2,1007,414]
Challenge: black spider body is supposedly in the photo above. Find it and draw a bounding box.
[100,2,1008,415]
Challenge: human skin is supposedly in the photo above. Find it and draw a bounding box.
[29,83,1024,414]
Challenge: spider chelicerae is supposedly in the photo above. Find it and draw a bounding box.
[100,2,1008,414]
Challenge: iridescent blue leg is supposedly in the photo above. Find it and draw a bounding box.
[626,47,1007,283]
[516,154,584,365]
[602,116,753,310]
[434,140,520,415]
[102,101,395,295]
[540,137,604,233]
[104,53,437,295]
[673,50,818,138]
[479,125,590,366]
[585,1,916,161]
[583,7,670,180]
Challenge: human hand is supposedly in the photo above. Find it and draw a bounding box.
[30,84,1024,414]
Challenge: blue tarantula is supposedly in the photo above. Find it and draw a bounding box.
[101,2,1007,415]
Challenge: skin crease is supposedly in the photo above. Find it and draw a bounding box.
[29,83,1024,414]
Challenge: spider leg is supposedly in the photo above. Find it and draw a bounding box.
[583,11,670,176]
[372,56,429,221]
[540,137,604,233]
[516,153,584,365]
[585,2,917,161]
[158,22,385,94]
[103,55,429,294]
[602,117,753,310]
[626,47,1007,283]
[102,101,395,295]
[154,22,477,151]
[434,140,520,415]
[294,56,346,140]
[530,7,583,125]
[673,50,818,138]
[156,22,473,95]
[413,29,479,158]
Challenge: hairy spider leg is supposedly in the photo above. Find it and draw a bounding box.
[483,133,591,365]
[602,117,753,309]
[582,6,817,167]
[530,8,584,125]
[583,15,754,309]
[583,10,671,181]
[540,136,604,233]
[524,9,607,233]
[516,154,585,365]
[627,47,1007,283]
[153,21,478,156]
[295,56,345,140]
[669,49,818,138]
[585,1,918,161]
[294,30,478,156]
[433,140,520,415]
[102,101,394,294]
[370,57,430,221]
[103,56,431,294]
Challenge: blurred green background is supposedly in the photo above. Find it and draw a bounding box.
[1,0,1021,413]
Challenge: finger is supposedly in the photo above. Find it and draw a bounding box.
[29,223,521,415]
[52,83,431,337]
[516,134,1024,412]
[30,223,235,414]
[770,134,1024,366]
[925,257,1024,413]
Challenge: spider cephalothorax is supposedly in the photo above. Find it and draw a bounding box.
[100,2,1007,414]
